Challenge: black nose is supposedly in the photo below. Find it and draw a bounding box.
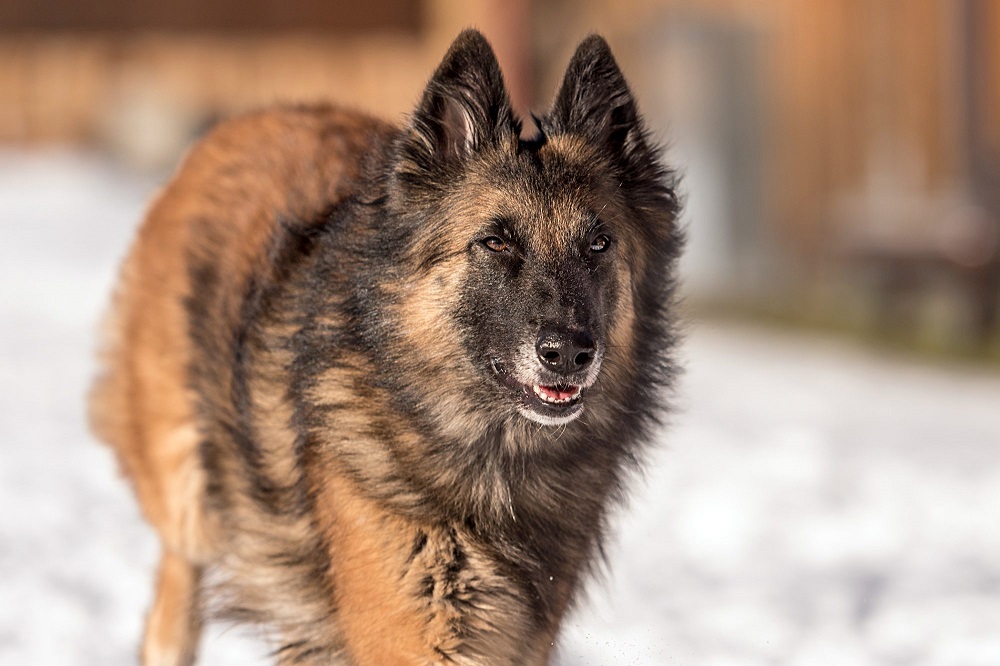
[535,329,596,375]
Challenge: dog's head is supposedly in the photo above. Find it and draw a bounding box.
[383,30,680,436]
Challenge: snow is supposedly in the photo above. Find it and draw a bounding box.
[2,151,999,665]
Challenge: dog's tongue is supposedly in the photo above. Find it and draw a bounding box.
[538,385,579,401]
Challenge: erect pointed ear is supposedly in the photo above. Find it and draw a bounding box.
[547,35,646,158]
[405,30,518,166]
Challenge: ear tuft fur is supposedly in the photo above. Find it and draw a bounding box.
[546,35,646,159]
[404,29,518,169]
[543,35,681,224]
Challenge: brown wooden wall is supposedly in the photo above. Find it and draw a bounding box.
[1,0,421,33]
[765,0,961,249]
[0,0,532,144]
[0,35,433,143]
[984,1,1000,158]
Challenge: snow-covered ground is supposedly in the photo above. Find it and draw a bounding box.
[2,151,999,665]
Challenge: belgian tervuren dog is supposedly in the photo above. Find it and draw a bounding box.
[91,29,682,665]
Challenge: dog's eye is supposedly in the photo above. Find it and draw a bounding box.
[590,234,611,253]
[483,237,508,252]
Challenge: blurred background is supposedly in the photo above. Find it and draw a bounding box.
[2,1,999,664]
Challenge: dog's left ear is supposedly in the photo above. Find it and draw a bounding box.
[404,30,518,168]
[547,36,647,160]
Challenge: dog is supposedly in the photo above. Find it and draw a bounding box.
[90,29,682,665]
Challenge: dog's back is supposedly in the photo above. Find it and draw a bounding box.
[91,105,391,663]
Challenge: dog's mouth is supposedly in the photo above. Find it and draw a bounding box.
[490,358,585,424]
[530,383,583,404]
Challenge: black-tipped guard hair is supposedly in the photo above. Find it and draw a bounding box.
[545,35,647,160]
[404,29,519,169]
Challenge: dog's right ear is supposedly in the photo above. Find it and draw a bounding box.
[400,30,518,172]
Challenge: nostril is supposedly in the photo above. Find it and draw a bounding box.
[536,328,597,373]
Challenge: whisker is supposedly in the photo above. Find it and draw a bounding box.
[595,181,623,219]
